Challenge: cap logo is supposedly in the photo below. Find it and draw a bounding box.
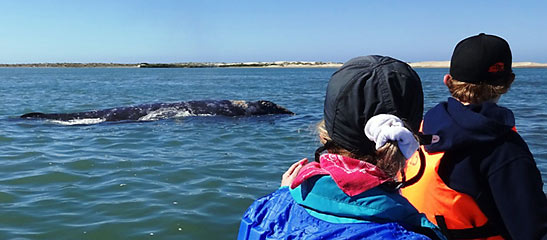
[488,62,505,73]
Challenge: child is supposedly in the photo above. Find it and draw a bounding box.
[401,33,547,240]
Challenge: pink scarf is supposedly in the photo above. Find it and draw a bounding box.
[290,153,391,196]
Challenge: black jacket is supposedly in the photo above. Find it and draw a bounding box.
[422,98,547,240]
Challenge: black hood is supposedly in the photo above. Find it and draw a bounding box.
[324,55,424,154]
[423,98,515,152]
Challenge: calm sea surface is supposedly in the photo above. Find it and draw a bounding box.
[1,67,545,239]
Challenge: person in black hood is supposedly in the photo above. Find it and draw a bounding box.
[238,56,446,240]
[401,33,547,240]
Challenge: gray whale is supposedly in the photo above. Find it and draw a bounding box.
[20,100,294,123]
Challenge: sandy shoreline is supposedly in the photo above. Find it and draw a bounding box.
[409,61,547,68]
[1,61,546,68]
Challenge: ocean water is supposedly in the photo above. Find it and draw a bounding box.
[0,67,545,239]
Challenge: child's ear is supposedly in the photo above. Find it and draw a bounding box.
[443,74,451,86]
[508,73,515,85]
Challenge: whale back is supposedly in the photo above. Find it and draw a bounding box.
[20,112,46,119]
[19,100,294,123]
[246,100,294,115]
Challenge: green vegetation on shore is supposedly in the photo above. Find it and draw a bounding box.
[0,61,342,68]
[0,63,138,68]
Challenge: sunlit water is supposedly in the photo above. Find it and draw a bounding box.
[0,67,545,239]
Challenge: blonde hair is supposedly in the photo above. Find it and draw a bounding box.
[316,120,406,179]
[446,76,513,104]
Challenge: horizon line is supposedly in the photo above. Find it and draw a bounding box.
[1,61,547,68]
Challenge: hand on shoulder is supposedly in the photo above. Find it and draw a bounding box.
[281,158,308,187]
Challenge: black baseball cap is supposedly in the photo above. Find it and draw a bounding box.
[450,33,512,85]
[324,55,423,154]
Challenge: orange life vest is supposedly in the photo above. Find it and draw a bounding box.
[401,146,504,240]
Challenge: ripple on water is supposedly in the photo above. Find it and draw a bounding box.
[0,191,17,203]
[2,171,85,185]
[0,135,14,143]
[0,150,44,161]
[65,159,96,171]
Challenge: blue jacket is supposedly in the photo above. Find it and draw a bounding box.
[238,176,445,240]
[422,98,547,239]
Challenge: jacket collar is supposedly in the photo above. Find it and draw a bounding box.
[291,153,390,196]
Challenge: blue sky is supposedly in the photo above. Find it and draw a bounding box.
[1,0,546,63]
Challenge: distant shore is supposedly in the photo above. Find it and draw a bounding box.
[0,61,342,68]
[1,61,547,68]
[408,61,547,68]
